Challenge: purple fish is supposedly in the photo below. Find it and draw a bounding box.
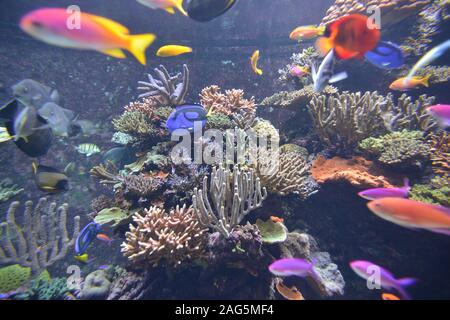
[427,104,450,128]
[350,260,416,300]
[98,265,110,270]
[358,178,410,200]
[268,258,319,280]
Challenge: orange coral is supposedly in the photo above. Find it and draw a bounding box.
[275,279,305,301]
[200,85,256,116]
[311,156,398,189]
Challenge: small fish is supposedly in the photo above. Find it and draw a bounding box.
[74,253,91,264]
[367,198,450,236]
[270,216,284,224]
[426,104,450,129]
[20,8,156,65]
[166,104,207,133]
[389,75,431,91]
[405,39,450,82]
[137,0,188,16]
[156,45,193,57]
[76,143,101,157]
[75,222,102,256]
[311,49,348,93]
[12,79,60,108]
[316,14,380,60]
[250,50,263,76]
[32,163,69,193]
[185,0,237,22]
[275,279,305,300]
[96,233,113,245]
[289,25,325,41]
[358,178,410,200]
[0,127,13,143]
[98,265,111,270]
[289,65,309,78]
[350,260,416,300]
[268,258,319,281]
[364,41,405,69]
[382,293,401,300]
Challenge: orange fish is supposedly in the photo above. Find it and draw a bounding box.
[367,198,450,236]
[275,279,305,300]
[289,25,326,41]
[96,233,113,244]
[270,216,284,224]
[382,293,401,300]
[389,75,431,91]
[20,8,156,65]
[316,14,380,60]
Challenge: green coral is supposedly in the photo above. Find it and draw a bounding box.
[280,144,309,158]
[251,119,280,141]
[0,264,31,293]
[154,106,174,121]
[410,176,450,207]
[0,179,23,203]
[26,277,69,300]
[255,219,287,244]
[206,113,233,130]
[112,111,156,137]
[359,130,430,169]
[94,207,130,227]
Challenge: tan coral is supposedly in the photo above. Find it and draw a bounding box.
[200,85,256,116]
[428,132,450,177]
[311,156,398,189]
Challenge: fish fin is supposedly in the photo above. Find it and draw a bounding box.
[422,74,431,87]
[126,33,156,65]
[397,277,417,287]
[32,162,38,175]
[429,228,450,236]
[311,63,317,82]
[50,90,60,103]
[403,178,411,192]
[99,48,127,59]
[90,15,130,34]
[165,7,176,14]
[329,71,348,84]
[315,37,333,57]
[174,0,188,16]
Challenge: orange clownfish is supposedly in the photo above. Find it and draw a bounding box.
[315,14,380,60]
[270,216,284,224]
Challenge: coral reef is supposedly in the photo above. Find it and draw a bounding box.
[255,219,287,244]
[311,156,397,189]
[205,112,234,130]
[122,174,163,198]
[200,85,256,116]
[359,130,430,171]
[231,110,257,130]
[399,66,450,85]
[410,176,450,207]
[80,270,111,300]
[137,64,189,106]
[192,165,267,238]
[121,205,209,268]
[112,111,161,138]
[429,132,450,177]
[277,47,319,86]
[0,179,23,203]
[0,198,80,276]
[0,264,31,293]
[94,207,130,227]
[19,277,69,300]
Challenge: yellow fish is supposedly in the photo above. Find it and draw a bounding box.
[250,50,263,76]
[137,0,188,16]
[289,25,326,41]
[0,127,13,143]
[74,253,90,264]
[156,45,193,57]
[389,75,431,91]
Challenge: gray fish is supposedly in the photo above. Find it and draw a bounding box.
[13,105,42,142]
[73,119,98,136]
[311,49,347,93]
[38,102,76,137]
[12,79,60,108]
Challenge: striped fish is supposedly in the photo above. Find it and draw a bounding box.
[76,143,100,157]
[311,49,347,93]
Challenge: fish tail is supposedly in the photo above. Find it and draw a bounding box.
[422,74,431,87]
[175,0,188,16]
[395,277,417,300]
[126,33,156,65]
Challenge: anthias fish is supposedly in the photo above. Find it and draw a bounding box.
[289,65,309,78]
[382,293,401,300]
[350,260,416,300]
[367,198,450,236]
[250,50,263,75]
[389,76,431,91]
[137,0,188,16]
[427,104,450,129]
[358,179,410,200]
[268,258,319,281]
[20,8,156,65]
[156,45,193,57]
[316,14,380,60]
[289,25,325,41]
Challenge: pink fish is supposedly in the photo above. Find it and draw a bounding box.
[358,178,410,200]
[350,260,416,300]
[427,104,450,128]
[289,65,309,78]
[268,258,319,281]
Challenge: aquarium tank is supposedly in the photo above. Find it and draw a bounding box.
[0,0,449,303]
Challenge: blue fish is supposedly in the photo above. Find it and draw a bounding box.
[166,104,207,134]
[365,41,405,69]
[75,222,102,256]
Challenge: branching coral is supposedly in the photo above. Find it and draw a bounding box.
[429,132,450,177]
[121,205,208,267]
[192,165,267,238]
[124,97,173,122]
[200,85,256,116]
[0,179,23,203]
[122,174,163,198]
[309,91,390,154]
[0,198,80,276]
[410,176,450,207]
[359,130,430,170]
[137,64,189,106]
[311,156,397,189]
[112,111,160,138]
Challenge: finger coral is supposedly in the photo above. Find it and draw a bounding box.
[0,198,80,276]
[121,205,209,267]
[0,179,23,203]
[311,156,397,189]
[200,85,256,116]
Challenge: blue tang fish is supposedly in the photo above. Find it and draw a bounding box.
[365,41,405,69]
[166,104,207,133]
[75,222,102,256]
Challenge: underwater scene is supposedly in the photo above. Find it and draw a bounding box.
[0,0,449,302]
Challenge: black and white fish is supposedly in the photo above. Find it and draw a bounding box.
[311,49,347,93]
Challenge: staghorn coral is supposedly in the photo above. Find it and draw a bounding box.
[429,132,450,177]
[359,130,430,170]
[321,0,430,28]
[311,156,397,189]
[137,64,189,106]
[410,176,450,207]
[121,205,208,268]
[0,198,80,276]
[200,85,256,116]
[309,91,390,154]
[0,179,23,203]
[192,165,267,238]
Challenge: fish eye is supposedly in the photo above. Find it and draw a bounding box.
[31,21,45,29]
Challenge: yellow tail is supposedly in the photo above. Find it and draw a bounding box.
[127,33,156,65]
[174,0,188,16]
[422,74,431,88]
